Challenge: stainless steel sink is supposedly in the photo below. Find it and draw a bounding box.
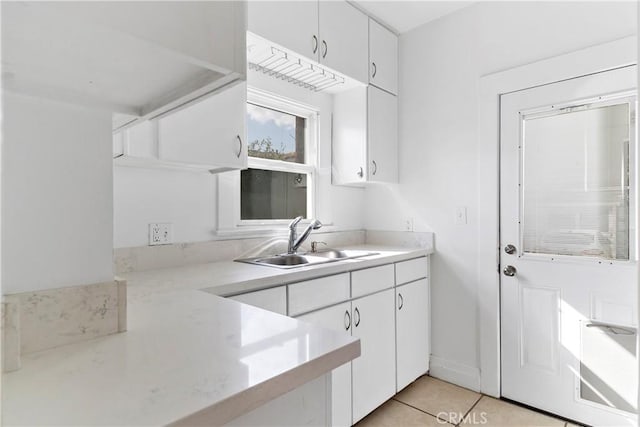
[307,249,375,259]
[236,249,378,269]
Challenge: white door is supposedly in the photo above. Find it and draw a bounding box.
[396,278,429,392]
[351,288,396,424]
[368,86,398,183]
[369,18,398,95]
[500,66,638,426]
[157,81,247,169]
[247,1,319,62]
[296,302,353,427]
[318,0,368,83]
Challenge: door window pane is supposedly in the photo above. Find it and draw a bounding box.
[522,102,631,260]
[241,169,307,220]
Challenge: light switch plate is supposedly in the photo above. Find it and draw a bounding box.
[149,223,173,245]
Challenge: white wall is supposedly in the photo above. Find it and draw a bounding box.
[113,71,365,248]
[2,92,114,294]
[364,1,637,388]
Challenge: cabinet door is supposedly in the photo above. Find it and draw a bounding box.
[369,19,398,95]
[248,1,319,61]
[297,302,352,427]
[396,279,430,392]
[157,81,247,169]
[229,286,287,315]
[368,86,398,183]
[332,86,367,185]
[318,1,368,83]
[352,289,396,423]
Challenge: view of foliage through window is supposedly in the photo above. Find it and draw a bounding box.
[241,102,309,221]
[246,103,305,163]
[247,137,289,161]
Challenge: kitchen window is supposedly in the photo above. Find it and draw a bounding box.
[242,103,313,221]
[218,88,318,231]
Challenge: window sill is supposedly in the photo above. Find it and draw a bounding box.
[214,222,345,239]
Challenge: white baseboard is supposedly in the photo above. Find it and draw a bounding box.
[429,356,481,392]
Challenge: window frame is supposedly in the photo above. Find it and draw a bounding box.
[217,87,319,233]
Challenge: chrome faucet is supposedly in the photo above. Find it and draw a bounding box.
[287,216,322,254]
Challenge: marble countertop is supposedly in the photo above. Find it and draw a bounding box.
[2,245,430,426]
[124,245,432,301]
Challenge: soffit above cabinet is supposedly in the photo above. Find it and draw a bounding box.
[1,1,246,130]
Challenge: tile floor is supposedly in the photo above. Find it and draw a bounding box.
[356,376,582,427]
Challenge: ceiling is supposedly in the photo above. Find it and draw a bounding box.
[352,1,475,34]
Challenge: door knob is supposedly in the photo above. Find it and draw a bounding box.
[503,265,517,277]
[504,244,517,255]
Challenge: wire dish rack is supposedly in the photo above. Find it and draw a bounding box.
[248,44,345,92]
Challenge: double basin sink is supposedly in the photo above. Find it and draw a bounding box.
[236,249,378,269]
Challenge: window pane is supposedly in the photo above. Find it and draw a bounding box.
[522,102,631,260]
[246,103,305,164]
[241,169,307,220]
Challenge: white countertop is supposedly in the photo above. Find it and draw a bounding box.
[125,245,431,300]
[2,245,429,426]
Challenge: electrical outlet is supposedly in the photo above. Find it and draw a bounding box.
[149,223,173,246]
[404,217,414,231]
[455,207,468,225]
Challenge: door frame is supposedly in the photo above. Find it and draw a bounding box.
[477,35,637,397]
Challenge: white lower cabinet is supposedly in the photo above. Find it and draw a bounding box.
[296,302,353,427]
[396,278,430,392]
[225,256,430,426]
[228,287,287,315]
[351,288,396,423]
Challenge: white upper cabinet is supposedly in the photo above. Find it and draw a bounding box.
[332,85,398,185]
[2,1,246,129]
[248,1,319,61]
[248,0,369,84]
[369,19,398,95]
[114,81,247,173]
[158,82,247,171]
[318,1,369,83]
[368,86,398,183]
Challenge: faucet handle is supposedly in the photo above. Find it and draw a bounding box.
[310,241,327,253]
[289,216,303,229]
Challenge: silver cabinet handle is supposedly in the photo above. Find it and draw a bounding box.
[372,160,378,175]
[371,62,377,78]
[344,310,351,331]
[503,265,516,277]
[357,167,364,178]
[586,322,635,336]
[398,293,404,310]
[354,307,360,327]
[236,135,242,158]
[312,35,318,54]
[321,40,327,58]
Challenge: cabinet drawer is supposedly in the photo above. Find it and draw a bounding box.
[288,273,350,316]
[229,286,287,315]
[395,257,428,285]
[351,264,394,298]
